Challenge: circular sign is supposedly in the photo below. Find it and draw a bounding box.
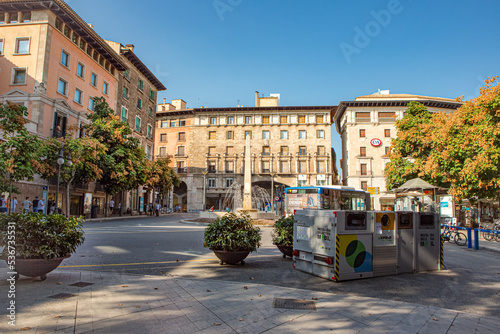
[370,138,382,147]
[275,196,280,202]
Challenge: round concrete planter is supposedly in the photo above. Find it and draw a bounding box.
[212,250,250,265]
[276,245,293,258]
[11,256,70,281]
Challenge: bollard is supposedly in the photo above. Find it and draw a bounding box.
[474,229,479,250]
[467,228,472,248]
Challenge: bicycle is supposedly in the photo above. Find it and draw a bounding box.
[441,226,467,246]
[481,222,500,242]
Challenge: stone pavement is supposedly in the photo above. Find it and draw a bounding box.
[1,269,498,334]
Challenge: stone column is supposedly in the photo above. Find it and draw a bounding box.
[242,135,252,210]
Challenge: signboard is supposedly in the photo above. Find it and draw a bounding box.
[298,174,307,181]
[370,138,382,147]
[83,193,92,214]
[317,174,326,181]
[275,196,280,202]
[440,195,454,218]
[139,197,144,212]
[367,187,380,195]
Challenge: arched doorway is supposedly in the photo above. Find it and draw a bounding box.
[173,182,187,212]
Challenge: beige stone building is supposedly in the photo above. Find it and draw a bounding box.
[156,92,338,212]
[334,90,462,210]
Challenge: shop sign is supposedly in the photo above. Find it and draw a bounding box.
[370,138,382,147]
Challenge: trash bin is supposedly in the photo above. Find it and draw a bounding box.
[91,205,98,218]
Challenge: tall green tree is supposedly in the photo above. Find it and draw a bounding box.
[144,157,181,209]
[0,102,45,206]
[85,97,148,213]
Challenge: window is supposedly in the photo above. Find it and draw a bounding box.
[147,125,152,139]
[317,161,326,173]
[262,130,270,139]
[136,98,142,109]
[280,116,287,124]
[160,133,167,142]
[359,129,366,137]
[55,19,62,30]
[208,131,216,140]
[262,116,270,124]
[298,130,306,139]
[210,117,217,125]
[280,161,288,173]
[149,90,155,100]
[148,107,152,117]
[227,131,233,139]
[0,39,4,55]
[122,87,128,99]
[178,132,186,141]
[138,79,144,91]
[103,81,109,95]
[57,78,68,95]
[53,113,67,138]
[245,131,251,139]
[226,146,234,155]
[356,112,370,119]
[170,121,176,127]
[208,161,216,173]
[317,146,325,155]
[88,97,94,111]
[317,130,325,139]
[225,161,234,173]
[262,161,270,173]
[298,115,306,124]
[161,121,168,128]
[146,145,152,160]
[177,146,185,156]
[77,62,85,78]
[280,146,289,155]
[361,181,368,191]
[225,178,234,188]
[179,119,186,126]
[121,107,128,122]
[227,116,234,124]
[74,88,83,104]
[124,69,130,79]
[384,129,391,137]
[90,73,97,87]
[208,178,216,188]
[262,146,270,155]
[299,161,307,173]
[159,147,167,156]
[279,130,287,139]
[177,161,185,173]
[299,146,307,155]
[60,50,70,67]
[360,164,367,176]
[15,37,30,54]
[208,146,216,156]
[385,146,391,156]
[360,147,366,157]
[79,39,85,51]
[316,115,324,124]
[12,68,26,84]
[379,112,396,119]
[64,26,70,38]
[22,12,31,23]
[245,116,252,124]
[135,116,141,132]
[86,45,92,57]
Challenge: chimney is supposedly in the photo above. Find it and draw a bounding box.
[125,44,135,52]
[255,91,260,107]
[163,98,166,104]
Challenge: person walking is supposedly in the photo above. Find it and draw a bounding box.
[118,202,122,216]
[109,198,115,215]
[22,197,32,214]
[32,196,40,213]
[156,202,161,216]
[37,197,45,213]
[0,195,7,213]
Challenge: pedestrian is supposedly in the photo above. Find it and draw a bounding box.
[32,196,40,213]
[37,197,45,213]
[118,202,122,216]
[0,195,7,213]
[109,198,115,215]
[156,202,160,216]
[22,197,31,214]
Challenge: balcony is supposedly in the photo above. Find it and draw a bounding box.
[177,168,187,174]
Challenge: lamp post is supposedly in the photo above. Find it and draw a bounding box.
[55,144,72,214]
[202,170,208,211]
[275,184,280,216]
[270,172,276,213]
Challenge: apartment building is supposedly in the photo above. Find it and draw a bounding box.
[0,0,126,214]
[105,40,166,213]
[156,92,338,212]
[334,90,462,210]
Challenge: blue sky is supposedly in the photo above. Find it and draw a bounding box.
[68,0,499,173]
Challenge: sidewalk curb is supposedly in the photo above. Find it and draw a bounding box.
[84,213,181,223]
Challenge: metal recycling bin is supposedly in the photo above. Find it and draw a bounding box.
[415,212,441,272]
[396,211,417,274]
[372,211,397,277]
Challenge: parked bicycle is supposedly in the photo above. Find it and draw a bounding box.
[441,226,467,246]
[480,221,500,242]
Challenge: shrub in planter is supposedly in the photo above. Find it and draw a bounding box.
[272,215,294,258]
[203,212,261,264]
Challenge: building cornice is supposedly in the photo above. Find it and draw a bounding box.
[121,49,166,91]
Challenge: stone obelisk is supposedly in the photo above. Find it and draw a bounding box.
[242,134,252,210]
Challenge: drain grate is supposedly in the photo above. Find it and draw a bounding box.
[69,282,94,288]
[47,293,76,299]
[273,298,317,311]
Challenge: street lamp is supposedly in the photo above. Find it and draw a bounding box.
[55,144,72,214]
[275,184,280,216]
[270,172,276,214]
[202,170,208,211]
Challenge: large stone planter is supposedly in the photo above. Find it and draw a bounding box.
[276,245,293,258]
[212,250,250,265]
[10,256,70,281]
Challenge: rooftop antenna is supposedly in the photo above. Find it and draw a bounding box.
[237,99,240,107]
[197,98,200,107]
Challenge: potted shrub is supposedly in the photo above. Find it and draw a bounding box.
[0,213,85,280]
[272,215,294,258]
[203,212,261,265]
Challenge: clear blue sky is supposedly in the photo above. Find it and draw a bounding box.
[68,0,500,174]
